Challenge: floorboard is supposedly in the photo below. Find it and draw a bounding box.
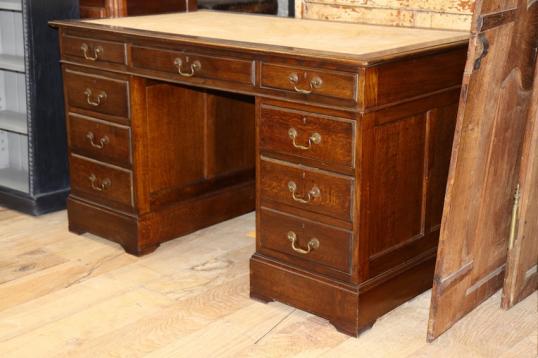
[0,207,535,357]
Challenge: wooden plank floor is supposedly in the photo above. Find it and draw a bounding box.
[0,207,536,357]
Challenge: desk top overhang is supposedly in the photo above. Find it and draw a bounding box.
[51,11,469,66]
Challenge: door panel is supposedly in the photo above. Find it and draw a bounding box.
[501,62,538,310]
[427,0,538,341]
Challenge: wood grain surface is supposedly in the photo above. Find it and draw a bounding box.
[502,60,538,310]
[428,0,538,341]
[296,0,474,31]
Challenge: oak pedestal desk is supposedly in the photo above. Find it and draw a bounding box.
[51,11,468,336]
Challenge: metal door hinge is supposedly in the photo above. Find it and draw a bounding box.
[473,33,490,70]
[508,184,521,250]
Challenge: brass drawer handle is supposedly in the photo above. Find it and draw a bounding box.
[287,181,320,204]
[288,72,323,94]
[84,88,107,107]
[89,174,111,192]
[174,58,202,77]
[80,43,103,61]
[86,132,109,149]
[288,127,321,150]
[287,231,320,255]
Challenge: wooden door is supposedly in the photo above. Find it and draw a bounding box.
[427,0,538,341]
[501,61,538,310]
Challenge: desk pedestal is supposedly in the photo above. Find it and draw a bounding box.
[64,71,256,255]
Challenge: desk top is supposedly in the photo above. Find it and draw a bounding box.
[72,11,468,63]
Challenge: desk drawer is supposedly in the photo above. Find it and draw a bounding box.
[260,62,357,104]
[259,208,352,274]
[62,35,126,65]
[70,154,134,210]
[68,114,131,167]
[131,46,254,86]
[259,105,355,169]
[260,158,353,221]
[64,69,129,119]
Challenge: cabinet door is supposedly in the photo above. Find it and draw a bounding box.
[427,0,538,341]
[501,62,538,310]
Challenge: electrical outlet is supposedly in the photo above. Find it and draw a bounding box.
[0,131,9,169]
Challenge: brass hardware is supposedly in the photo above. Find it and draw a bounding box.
[89,174,111,192]
[288,127,321,150]
[508,184,521,250]
[86,132,109,149]
[310,76,323,89]
[80,43,103,61]
[174,58,202,77]
[473,33,489,70]
[288,72,323,94]
[287,181,320,203]
[84,88,107,107]
[287,231,319,254]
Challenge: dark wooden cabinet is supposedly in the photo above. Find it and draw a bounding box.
[0,0,79,215]
[51,11,468,336]
[79,0,196,18]
[198,0,277,15]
